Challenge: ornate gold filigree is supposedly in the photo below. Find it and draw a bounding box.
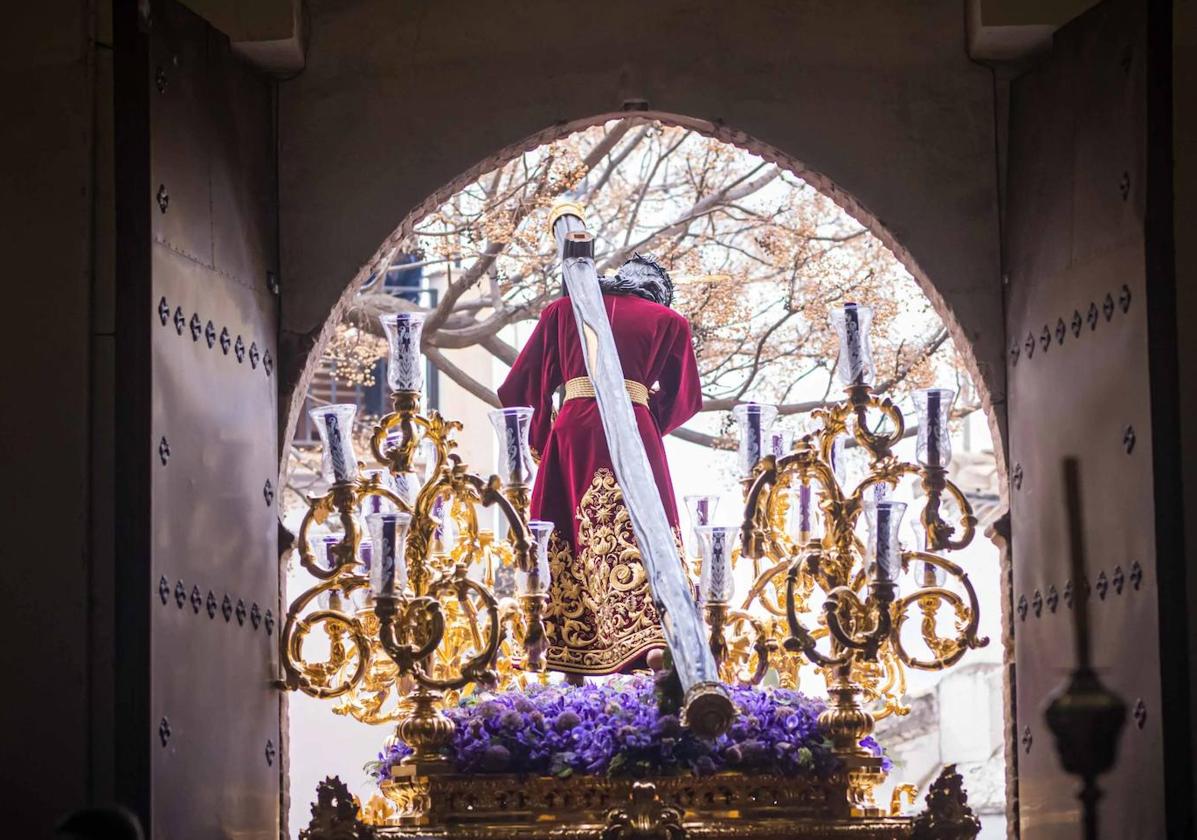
[603,782,686,840]
[910,765,981,839]
[543,469,671,674]
[303,769,986,839]
[378,770,849,826]
[734,384,988,813]
[300,777,370,840]
[282,389,541,761]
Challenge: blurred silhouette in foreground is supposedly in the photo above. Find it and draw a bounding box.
[56,806,144,840]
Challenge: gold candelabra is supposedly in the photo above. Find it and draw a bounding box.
[732,389,985,814]
[682,304,988,817]
[282,288,989,826]
[280,367,542,770]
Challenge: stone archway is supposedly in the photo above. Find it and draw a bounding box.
[280,112,1008,493]
[280,113,1015,834]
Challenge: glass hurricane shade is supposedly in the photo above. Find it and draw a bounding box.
[350,587,374,611]
[908,516,946,587]
[768,428,793,459]
[391,472,419,508]
[351,543,374,610]
[684,494,721,558]
[828,435,847,486]
[309,403,359,484]
[732,402,778,478]
[489,406,536,486]
[864,500,907,584]
[520,520,554,596]
[317,586,345,610]
[419,437,438,483]
[788,483,821,544]
[366,512,412,597]
[830,303,876,387]
[314,533,339,571]
[380,312,425,393]
[697,525,738,605]
[361,468,398,515]
[914,388,956,468]
[430,495,457,553]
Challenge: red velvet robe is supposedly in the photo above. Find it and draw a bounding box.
[497,293,702,675]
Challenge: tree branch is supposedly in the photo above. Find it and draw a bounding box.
[598,165,780,271]
[425,346,502,408]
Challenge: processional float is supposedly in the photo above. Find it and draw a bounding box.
[283,203,987,839]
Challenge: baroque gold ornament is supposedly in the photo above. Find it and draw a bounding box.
[724,305,988,814]
[282,377,541,757]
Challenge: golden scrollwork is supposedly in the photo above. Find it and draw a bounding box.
[282,389,543,757]
[603,782,687,840]
[731,382,987,813]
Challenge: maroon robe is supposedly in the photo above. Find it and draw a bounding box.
[497,293,703,674]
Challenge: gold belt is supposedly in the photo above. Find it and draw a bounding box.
[563,377,650,407]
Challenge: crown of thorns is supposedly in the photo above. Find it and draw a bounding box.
[605,252,674,307]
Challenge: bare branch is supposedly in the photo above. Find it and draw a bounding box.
[425,346,502,408]
[599,165,781,271]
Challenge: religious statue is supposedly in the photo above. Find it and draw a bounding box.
[498,248,701,678]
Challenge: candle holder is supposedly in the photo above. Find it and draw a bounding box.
[693,524,774,687]
[684,494,720,579]
[697,524,736,659]
[515,520,554,673]
[282,315,542,771]
[830,303,876,389]
[489,406,536,521]
[733,304,989,816]
[733,403,779,494]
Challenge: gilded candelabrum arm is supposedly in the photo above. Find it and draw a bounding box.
[296,481,361,581]
[782,554,850,669]
[370,391,463,485]
[472,475,531,570]
[739,455,777,562]
[369,390,428,473]
[822,583,895,661]
[420,566,501,690]
[376,594,447,676]
[919,466,978,552]
[519,593,548,672]
[296,476,410,581]
[467,473,546,672]
[740,448,843,562]
[712,608,772,686]
[741,556,797,618]
[375,591,456,768]
[705,602,730,665]
[844,384,906,462]
[280,575,373,697]
[502,482,531,523]
[891,551,988,670]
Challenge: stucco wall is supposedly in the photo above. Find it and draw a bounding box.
[277,0,1005,463]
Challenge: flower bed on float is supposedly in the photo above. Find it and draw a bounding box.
[368,676,889,782]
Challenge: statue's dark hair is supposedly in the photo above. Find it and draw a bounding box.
[560,253,675,308]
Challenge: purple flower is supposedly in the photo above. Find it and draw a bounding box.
[859,736,893,773]
[480,744,512,772]
[371,676,840,782]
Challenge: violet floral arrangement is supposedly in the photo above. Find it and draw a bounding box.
[369,676,887,783]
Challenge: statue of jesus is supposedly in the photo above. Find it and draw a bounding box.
[498,252,702,679]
